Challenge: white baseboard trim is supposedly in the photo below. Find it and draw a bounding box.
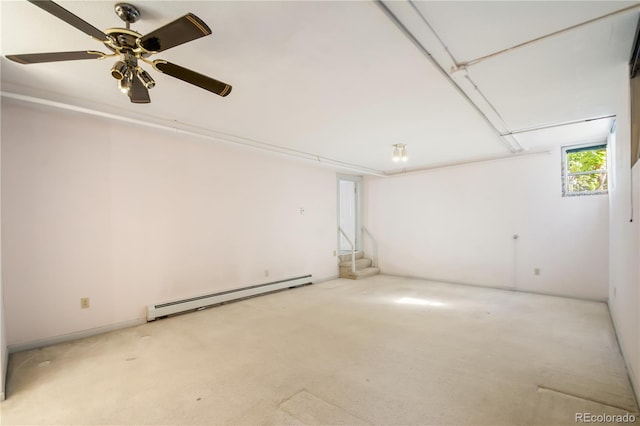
[312,274,340,284]
[383,273,608,303]
[1,348,6,401]
[608,305,640,411]
[8,318,145,354]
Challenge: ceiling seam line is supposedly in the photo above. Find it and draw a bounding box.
[502,114,617,136]
[383,149,552,177]
[407,0,460,68]
[377,0,521,153]
[0,91,387,177]
[460,3,640,68]
[166,118,351,162]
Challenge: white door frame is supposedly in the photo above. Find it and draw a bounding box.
[337,174,362,253]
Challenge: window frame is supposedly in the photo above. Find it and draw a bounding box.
[561,141,609,197]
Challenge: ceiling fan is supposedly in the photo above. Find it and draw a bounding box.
[5,0,232,103]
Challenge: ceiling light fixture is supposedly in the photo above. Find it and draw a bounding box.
[392,144,407,162]
[111,60,128,80]
[137,68,155,89]
[119,70,133,94]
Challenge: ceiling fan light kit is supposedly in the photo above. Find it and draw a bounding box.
[5,0,232,104]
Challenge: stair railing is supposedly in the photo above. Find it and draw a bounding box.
[338,227,356,273]
[362,226,378,268]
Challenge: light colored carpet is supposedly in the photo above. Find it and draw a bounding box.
[1,275,638,425]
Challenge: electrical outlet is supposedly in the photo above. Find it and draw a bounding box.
[534,268,541,276]
[264,269,269,277]
[80,297,90,309]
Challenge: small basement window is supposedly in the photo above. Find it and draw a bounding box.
[562,143,608,196]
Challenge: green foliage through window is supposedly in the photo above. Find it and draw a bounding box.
[563,144,608,195]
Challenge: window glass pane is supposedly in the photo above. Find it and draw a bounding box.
[567,148,607,174]
[567,173,608,193]
[562,143,608,196]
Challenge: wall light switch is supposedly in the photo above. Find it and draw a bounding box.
[534,268,541,276]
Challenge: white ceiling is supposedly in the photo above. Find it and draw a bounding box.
[1,0,638,175]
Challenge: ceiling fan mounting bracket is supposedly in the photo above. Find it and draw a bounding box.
[114,3,140,24]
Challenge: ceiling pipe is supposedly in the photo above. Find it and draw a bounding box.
[1,91,387,177]
[384,149,552,177]
[502,114,616,136]
[460,3,640,68]
[377,0,525,153]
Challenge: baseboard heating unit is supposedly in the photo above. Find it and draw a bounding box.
[147,274,313,321]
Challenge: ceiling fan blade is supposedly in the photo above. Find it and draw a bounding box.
[128,73,151,104]
[138,13,211,53]
[28,0,108,41]
[152,60,231,97]
[6,50,107,64]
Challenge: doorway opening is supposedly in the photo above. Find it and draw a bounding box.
[337,175,362,254]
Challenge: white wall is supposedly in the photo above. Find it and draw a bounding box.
[364,149,610,301]
[1,99,338,348]
[0,286,6,402]
[608,65,639,399]
[0,125,5,401]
